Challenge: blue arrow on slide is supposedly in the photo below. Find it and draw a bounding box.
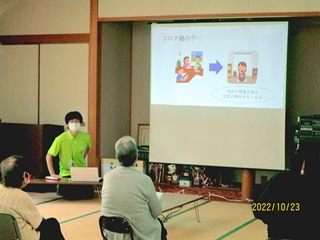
[209,60,223,74]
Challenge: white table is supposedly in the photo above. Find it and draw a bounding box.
[161,192,204,222]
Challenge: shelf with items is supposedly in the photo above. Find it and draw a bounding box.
[149,162,245,202]
[153,182,243,202]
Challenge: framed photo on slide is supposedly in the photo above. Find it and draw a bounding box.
[138,123,150,146]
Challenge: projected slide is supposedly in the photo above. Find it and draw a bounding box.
[151,22,287,109]
[150,21,288,170]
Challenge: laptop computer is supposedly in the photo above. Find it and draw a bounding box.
[70,167,99,182]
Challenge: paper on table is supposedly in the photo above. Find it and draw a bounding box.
[156,192,163,203]
[45,176,60,181]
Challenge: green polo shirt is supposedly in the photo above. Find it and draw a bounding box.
[48,130,92,177]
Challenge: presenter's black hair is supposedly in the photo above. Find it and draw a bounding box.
[65,111,83,124]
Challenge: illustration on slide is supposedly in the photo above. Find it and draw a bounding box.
[183,56,191,68]
[175,51,204,83]
[237,61,247,82]
[176,67,188,81]
[194,55,202,68]
[227,51,258,84]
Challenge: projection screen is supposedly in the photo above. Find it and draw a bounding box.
[150,21,288,170]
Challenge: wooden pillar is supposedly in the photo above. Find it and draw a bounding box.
[241,169,255,200]
[88,0,100,173]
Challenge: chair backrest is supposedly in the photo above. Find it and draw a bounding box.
[99,215,134,240]
[0,213,22,240]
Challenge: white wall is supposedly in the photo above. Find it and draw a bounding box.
[0,0,90,35]
[286,21,320,126]
[39,43,89,132]
[0,0,90,131]
[100,22,132,158]
[131,22,151,141]
[99,0,320,18]
[0,45,38,124]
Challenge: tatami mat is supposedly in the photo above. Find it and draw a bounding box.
[27,192,268,240]
[162,200,267,240]
[28,192,63,205]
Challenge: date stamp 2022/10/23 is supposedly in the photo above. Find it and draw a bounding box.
[252,202,300,212]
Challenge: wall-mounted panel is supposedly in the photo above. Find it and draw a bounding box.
[100,22,132,158]
[39,43,89,132]
[99,0,320,19]
[0,45,38,124]
[0,0,90,35]
[131,22,151,141]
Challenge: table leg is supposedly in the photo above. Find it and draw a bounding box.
[96,185,102,200]
[193,201,201,222]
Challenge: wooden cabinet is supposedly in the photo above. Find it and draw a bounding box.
[0,123,63,177]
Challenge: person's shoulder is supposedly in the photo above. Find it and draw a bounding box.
[51,132,68,144]
[20,189,33,199]
[78,131,91,137]
[103,166,120,177]
[277,170,301,180]
[134,169,153,181]
[125,167,150,179]
[13,187,32,200]
[78,130,88,134]
[269,170,291,181]
[260,170,297,193]
[55,131,68,139]
[130,166,145,174]
[0,184,7,193]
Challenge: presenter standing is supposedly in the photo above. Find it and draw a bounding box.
[45,111,93,199]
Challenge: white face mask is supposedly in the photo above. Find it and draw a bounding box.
[69,122,81,132]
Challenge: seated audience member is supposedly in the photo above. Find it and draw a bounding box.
[0,155,65,240]
[101,135,167,240]
[252,146,319,240]
[46,111,94,200]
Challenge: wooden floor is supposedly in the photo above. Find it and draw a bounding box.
[28,191,268,240]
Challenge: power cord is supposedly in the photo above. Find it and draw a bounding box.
[208,192,253,203]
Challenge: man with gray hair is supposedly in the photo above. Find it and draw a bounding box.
[101,135,167,240]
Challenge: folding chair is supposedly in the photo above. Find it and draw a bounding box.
[99,215,134,240]
[0,213,22,240]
